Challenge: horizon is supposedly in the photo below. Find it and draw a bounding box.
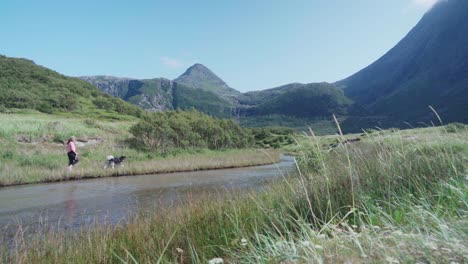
[1,0,438,92]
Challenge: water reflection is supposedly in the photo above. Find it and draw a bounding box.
[0,156,295,233]
[65,186,77,227]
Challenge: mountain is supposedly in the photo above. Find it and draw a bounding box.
[239,82,354,117]
[81,76,175,111]
[338,0,468,124]
[80,76,132,99]
[81,75,235,117]
[82,64,357,131]
[0,55,142,118]
[81,64,241,117]
[174,63,241,102]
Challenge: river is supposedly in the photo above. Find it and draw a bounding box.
[0,155,295,235]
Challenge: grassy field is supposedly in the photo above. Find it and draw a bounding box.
[1,122,466,263]
[0,111,279,186]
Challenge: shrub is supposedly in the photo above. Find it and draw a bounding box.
[250,126,294,148]
[130,113,174,151]
[93,97,115,110]
[446,122,466,133]
[1,151,13,160]
[130,110,253,151]
[37,103,54,114]
[83,118,100,129]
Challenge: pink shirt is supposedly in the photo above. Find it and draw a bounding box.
[67,141,76,153]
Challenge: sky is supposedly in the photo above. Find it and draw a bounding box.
[0,0,438,92]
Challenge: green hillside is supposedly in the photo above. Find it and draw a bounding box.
[0,55,142,119]
[83,70,359,131]
[124,78,174,110]
[240,82,353,118]
[174,63,241,102]
[172,83,234,117]
[337,0,468,124]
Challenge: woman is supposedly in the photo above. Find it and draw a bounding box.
[66,137,79,173]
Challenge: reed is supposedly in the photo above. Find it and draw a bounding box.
[0,113,280,186]
[1,121,467,263]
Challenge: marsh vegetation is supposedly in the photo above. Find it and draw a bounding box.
[0,110,279,186]
[1,123,466,263]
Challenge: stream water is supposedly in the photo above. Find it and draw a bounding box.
[0,155,295,234]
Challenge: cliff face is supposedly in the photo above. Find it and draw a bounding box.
[81,76,132,99]
[80,76,176,111]
[80,75,236,116]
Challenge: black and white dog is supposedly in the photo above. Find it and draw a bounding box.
[104,155,126,169]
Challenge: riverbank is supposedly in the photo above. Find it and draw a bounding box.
[0,148,280,187]
[0,149,280,187]
[1,124,466,263]
[0,156,295,236]
[0,112,279,186]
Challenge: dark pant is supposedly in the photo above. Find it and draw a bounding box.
[67,151,78,166]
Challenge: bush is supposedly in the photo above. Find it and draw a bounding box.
[446,122,466,133]
[113,98,143,117]
[130,110,253,151]
[83,118,101,129]
[250,126,294,148]
[130,112,174,151]
[37,103,54,114]
[1,151,13,160]
[93,97,115,110]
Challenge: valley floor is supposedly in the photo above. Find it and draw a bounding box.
[1,123,466,263]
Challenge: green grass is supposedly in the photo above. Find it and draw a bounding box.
[0,55,142,118]
[1,123,466,263]
[240,114,339,135]
[0,112,279,186]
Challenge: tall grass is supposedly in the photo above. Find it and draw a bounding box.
[0,113,280,185]
[0,147,280,186]
[1,125,467,263]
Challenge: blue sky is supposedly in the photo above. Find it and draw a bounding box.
[0,0,438,92]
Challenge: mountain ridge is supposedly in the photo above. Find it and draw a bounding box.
[174,63,241,101]
[11,0,465,130]
[80,73,236,117]
[337,0,468,123]
[81,65,355,125]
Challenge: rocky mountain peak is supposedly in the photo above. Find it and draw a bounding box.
[174,63,241,100]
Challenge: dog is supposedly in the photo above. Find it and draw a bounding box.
[104,155,126,169]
